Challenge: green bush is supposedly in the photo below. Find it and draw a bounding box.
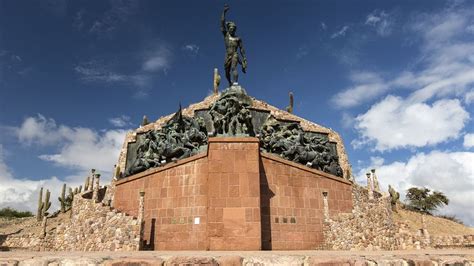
[405,187,449,215]
[0,207,34,218]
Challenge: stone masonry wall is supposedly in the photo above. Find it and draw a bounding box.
[3,191,140,251]
[114,154,209,250]
[207,138,262,251]
[323,184,474,251]
[323,184,397,251]
[260,153,353,250]
[45,195,140,251]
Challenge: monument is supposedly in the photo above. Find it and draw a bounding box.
[109,5,353,250]
[221,4,247,86]
[2,5,473,257]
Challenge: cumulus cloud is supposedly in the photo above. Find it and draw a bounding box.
[331,72,389,108]
[16,114,128,172]
[365,10,393,37]
[358,150,474,226]
[464,133,474,148]
[331,26,349,39]
[0,144,86,213]
[335,6,474,109]
[338,6,474,151]
[0,115,125,212]
[353,97,469,151]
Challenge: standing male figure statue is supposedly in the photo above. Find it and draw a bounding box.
[221,4,247,86]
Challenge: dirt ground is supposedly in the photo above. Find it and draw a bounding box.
[393,209,474,236]
[0,212,71,236]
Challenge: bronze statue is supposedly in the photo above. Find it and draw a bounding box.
[221,4,247,86]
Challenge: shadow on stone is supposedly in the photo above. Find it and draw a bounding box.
[259,158,274,250]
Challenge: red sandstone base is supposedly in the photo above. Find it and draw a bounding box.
[114,137,353,250]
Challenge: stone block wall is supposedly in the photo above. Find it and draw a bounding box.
[114,154,209,250]
[113,137,354,250]
[260,153,353,250]
[207,138,261,251]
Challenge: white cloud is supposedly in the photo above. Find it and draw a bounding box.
[109,115,133,127]
[465,89,474,104]
[358,151,474,226]
[331,26,349,39]
[1,115,123,212]
[464,133,474,148]
[75,44,172,97]
[331,71,389,108]
[335,7,474,109]
[74,60,128,83]
[467,24,474,33]
[0,144,87,213]
[16,114,128,172]
[89,0,138,36]
[182,44,200,55]
[339,5,474,151]
[142,45,171,73]
[354,96,469,151]
[365,10,393,37]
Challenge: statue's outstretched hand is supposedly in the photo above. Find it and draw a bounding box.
[224,4,230,12]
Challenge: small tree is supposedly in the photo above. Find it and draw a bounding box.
[405,187,449,214]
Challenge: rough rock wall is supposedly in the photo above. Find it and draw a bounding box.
[323,184,474,251]
[45,195,140,251]
[3,193,140,251]
[323,184,398,251]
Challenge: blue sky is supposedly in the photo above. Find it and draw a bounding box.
[0,0,473,225]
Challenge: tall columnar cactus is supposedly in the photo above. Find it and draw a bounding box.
[37,188,51,221]
[58,183,67,213]
[37,187,43,222]
[41,189,51,219]
[286,92,294,114]
[114,165,121,179]
[84,175,90,192]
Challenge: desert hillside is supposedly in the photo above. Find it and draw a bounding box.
[393,209,474,236]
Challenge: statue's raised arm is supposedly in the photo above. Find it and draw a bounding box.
[221,4,229,36]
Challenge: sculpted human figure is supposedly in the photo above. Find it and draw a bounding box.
[221,4,247,86]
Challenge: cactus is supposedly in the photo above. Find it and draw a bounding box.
[114,165,121,179]
[286,92,294,114]
[41,189,51,219]
[37,188,51,221]
[37,187,43,222]
[58,183,66,213]
[84,175,90,192]
[141,115,149,126]
[78,185,82,193]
